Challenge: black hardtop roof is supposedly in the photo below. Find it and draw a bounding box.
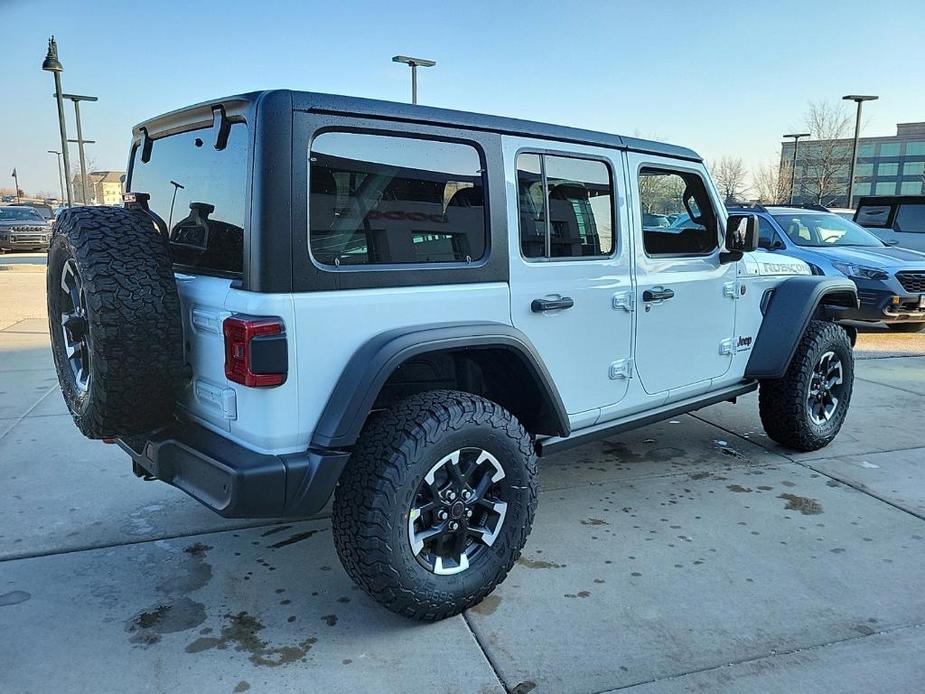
[133,90,702,162]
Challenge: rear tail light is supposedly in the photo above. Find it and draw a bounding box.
[223,315,288,387]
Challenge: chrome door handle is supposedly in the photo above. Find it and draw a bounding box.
[531,297,575,312]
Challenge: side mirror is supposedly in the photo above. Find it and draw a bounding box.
[721,213,759,263]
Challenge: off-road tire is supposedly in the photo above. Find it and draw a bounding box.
[886,323,924,333]
[47,206,185,438]
[758,320,854,452]
[331,390,538,621]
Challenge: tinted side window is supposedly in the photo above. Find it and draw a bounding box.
[895,203,925,233]
[855,204,891,227]
[638,168,717,256]
[309,133,486,266]
[516,153,614,259]
[129,123,248,276]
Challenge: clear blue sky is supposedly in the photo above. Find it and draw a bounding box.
[2,0,924,195]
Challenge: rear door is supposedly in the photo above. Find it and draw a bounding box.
[627,155,736,397]
[504,137,633,427]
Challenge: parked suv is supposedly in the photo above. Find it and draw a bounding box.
[46,91,857,621]
[730,204,925,332]
[0,206,52,252]
[854,195,925,252]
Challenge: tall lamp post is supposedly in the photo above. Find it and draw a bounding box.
[392,55,436,105]
[42,36,73,206]
[47,150,65,203]
[783,132,812,205]
[60,94,98,204]
[843,94,878,208]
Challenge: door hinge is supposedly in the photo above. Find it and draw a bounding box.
[723,281,740,299]
[612,291,636,312]
[719,338,734,355]
[609,358,634,380]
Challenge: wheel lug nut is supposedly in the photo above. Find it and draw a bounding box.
[447,491,457,501]
[438,510,448,520]
[462,490,470,500]
[449,521,459,531]
[466,509,473,518]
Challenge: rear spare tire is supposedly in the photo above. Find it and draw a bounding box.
[47,206,185,438]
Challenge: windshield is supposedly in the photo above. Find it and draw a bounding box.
[772,213,885,248]
[0,208,44,222]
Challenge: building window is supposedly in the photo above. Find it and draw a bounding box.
[309,132,487,266]
[875,181,897,195]
[638,168,718,256]
[877,163,899,176]
[852,182,871,198]
[855,163,873,177]
[858,143,876,157]
[905,141,925,156]
[902,161,925,176]
[516,153,614,259]
[879,142,901,157]
[900,181,923,195]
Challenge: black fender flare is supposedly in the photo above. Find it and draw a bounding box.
[745,276,858,380]
[310,322,570,449]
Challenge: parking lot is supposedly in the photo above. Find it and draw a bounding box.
[2,257,924,694]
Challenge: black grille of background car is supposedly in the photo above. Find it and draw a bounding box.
[10,226,47,233]
[896,272,925,293]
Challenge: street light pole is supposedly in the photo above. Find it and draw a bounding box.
[392,55,436,105]
[42,36,73,206]
[48,150,65,203]
[11,169,21,203]
[783,132,812,205]
[61,94,98,205]
[843,95,878,208]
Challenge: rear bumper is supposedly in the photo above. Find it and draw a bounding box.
[118,421,349,518]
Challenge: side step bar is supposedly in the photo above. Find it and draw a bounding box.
[536,381,758,456]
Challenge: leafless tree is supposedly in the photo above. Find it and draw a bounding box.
[753,156,792,204]
[709,157,750,203]
[799,101,852,204]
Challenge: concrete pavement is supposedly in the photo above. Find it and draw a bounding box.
[1,267,924,693]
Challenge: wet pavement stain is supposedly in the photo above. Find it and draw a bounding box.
[261,525,293,537]
[511,682,537,694]
[184,611,318,667]
[0,590,31,607]
[581,518,609,526]
[517,557,566,569]
[564,591,591,598]
[779,493,824,515]
[183,542,212,558]
[322,614,338,626]
[268,529,323,550]
[470,594,501,616]
[233,681,250,693]
[727,484,752,493]
[157,545,213,595]
[126,597,207,646]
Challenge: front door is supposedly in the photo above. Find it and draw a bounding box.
[504,137,634,424]
[628,155,736,396]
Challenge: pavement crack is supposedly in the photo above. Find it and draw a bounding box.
[593,622,925,693]
[461,610,510,692]
[0,384,59,444]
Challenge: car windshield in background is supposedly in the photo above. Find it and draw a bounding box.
[0,208,44,222]
[772,213,884,248]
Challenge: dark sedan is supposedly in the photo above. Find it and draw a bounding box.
[0,206,52,253]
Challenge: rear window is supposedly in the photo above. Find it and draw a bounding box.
[128,123,248,276]
[309,132,487,266]
[895,203,925,233]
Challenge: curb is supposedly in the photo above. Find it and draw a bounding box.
[0,264,46,273]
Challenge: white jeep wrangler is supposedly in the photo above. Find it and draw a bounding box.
[47,91,858,621]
